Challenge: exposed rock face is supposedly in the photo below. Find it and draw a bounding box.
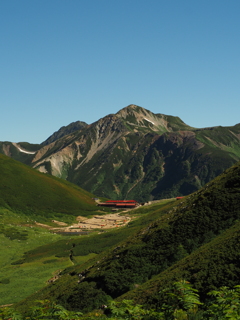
[2,144,11,157]
[1,105,240,201]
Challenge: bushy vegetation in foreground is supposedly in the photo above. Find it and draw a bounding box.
[2,281,240,319]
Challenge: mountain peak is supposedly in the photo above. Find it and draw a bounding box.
[117,104,148,115]
[115,104,174,133]
[116,104,158,123]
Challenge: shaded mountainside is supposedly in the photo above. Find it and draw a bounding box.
[0,153,97,219]
[123,219,240,308]
[1,104,240,201]
[18,160,240,313]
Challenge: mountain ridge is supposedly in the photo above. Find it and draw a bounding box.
[1,104,240,201]
[41,120,88,146]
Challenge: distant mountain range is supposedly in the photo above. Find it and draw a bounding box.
[1,104,240,201]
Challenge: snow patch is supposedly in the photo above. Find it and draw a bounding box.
[144,118,155,125]
[13,143,36,154]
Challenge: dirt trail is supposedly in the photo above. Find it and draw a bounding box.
[34,213,131,233]
[33,199,172,233]
[73,213,131,231]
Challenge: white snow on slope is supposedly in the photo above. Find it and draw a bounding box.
[17,147,36,154]
[13,143,36,154]
[144,118,155,125]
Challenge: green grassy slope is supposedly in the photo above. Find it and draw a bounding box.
[0,153,103,305]
[17,160,240,313]
[0,153,97,220]
[195,124,240,159]
[0,215,71,305]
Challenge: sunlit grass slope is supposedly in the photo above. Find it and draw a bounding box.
[0,215,71,305]
[0,154,97,219]
[0,207,101,305]
[0,154,101,305]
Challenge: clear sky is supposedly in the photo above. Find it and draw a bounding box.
[1,0,240,143]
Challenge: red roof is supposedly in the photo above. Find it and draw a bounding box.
[115,203,136,207]
[98,201,137,208]
[105,200,137,203]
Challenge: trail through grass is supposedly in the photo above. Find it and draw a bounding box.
[0,209,82,305]
[0,199,176,306]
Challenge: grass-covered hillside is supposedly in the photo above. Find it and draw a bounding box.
[0,153,97,220]
[0,154,104,305]
[16,160,240,313]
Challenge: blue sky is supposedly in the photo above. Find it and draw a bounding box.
[1,0,240,143]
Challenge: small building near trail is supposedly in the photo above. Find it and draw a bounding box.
[98,200,138,208]
[176,196,184,200]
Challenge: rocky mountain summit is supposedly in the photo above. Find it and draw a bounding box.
[1,104,240,201]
